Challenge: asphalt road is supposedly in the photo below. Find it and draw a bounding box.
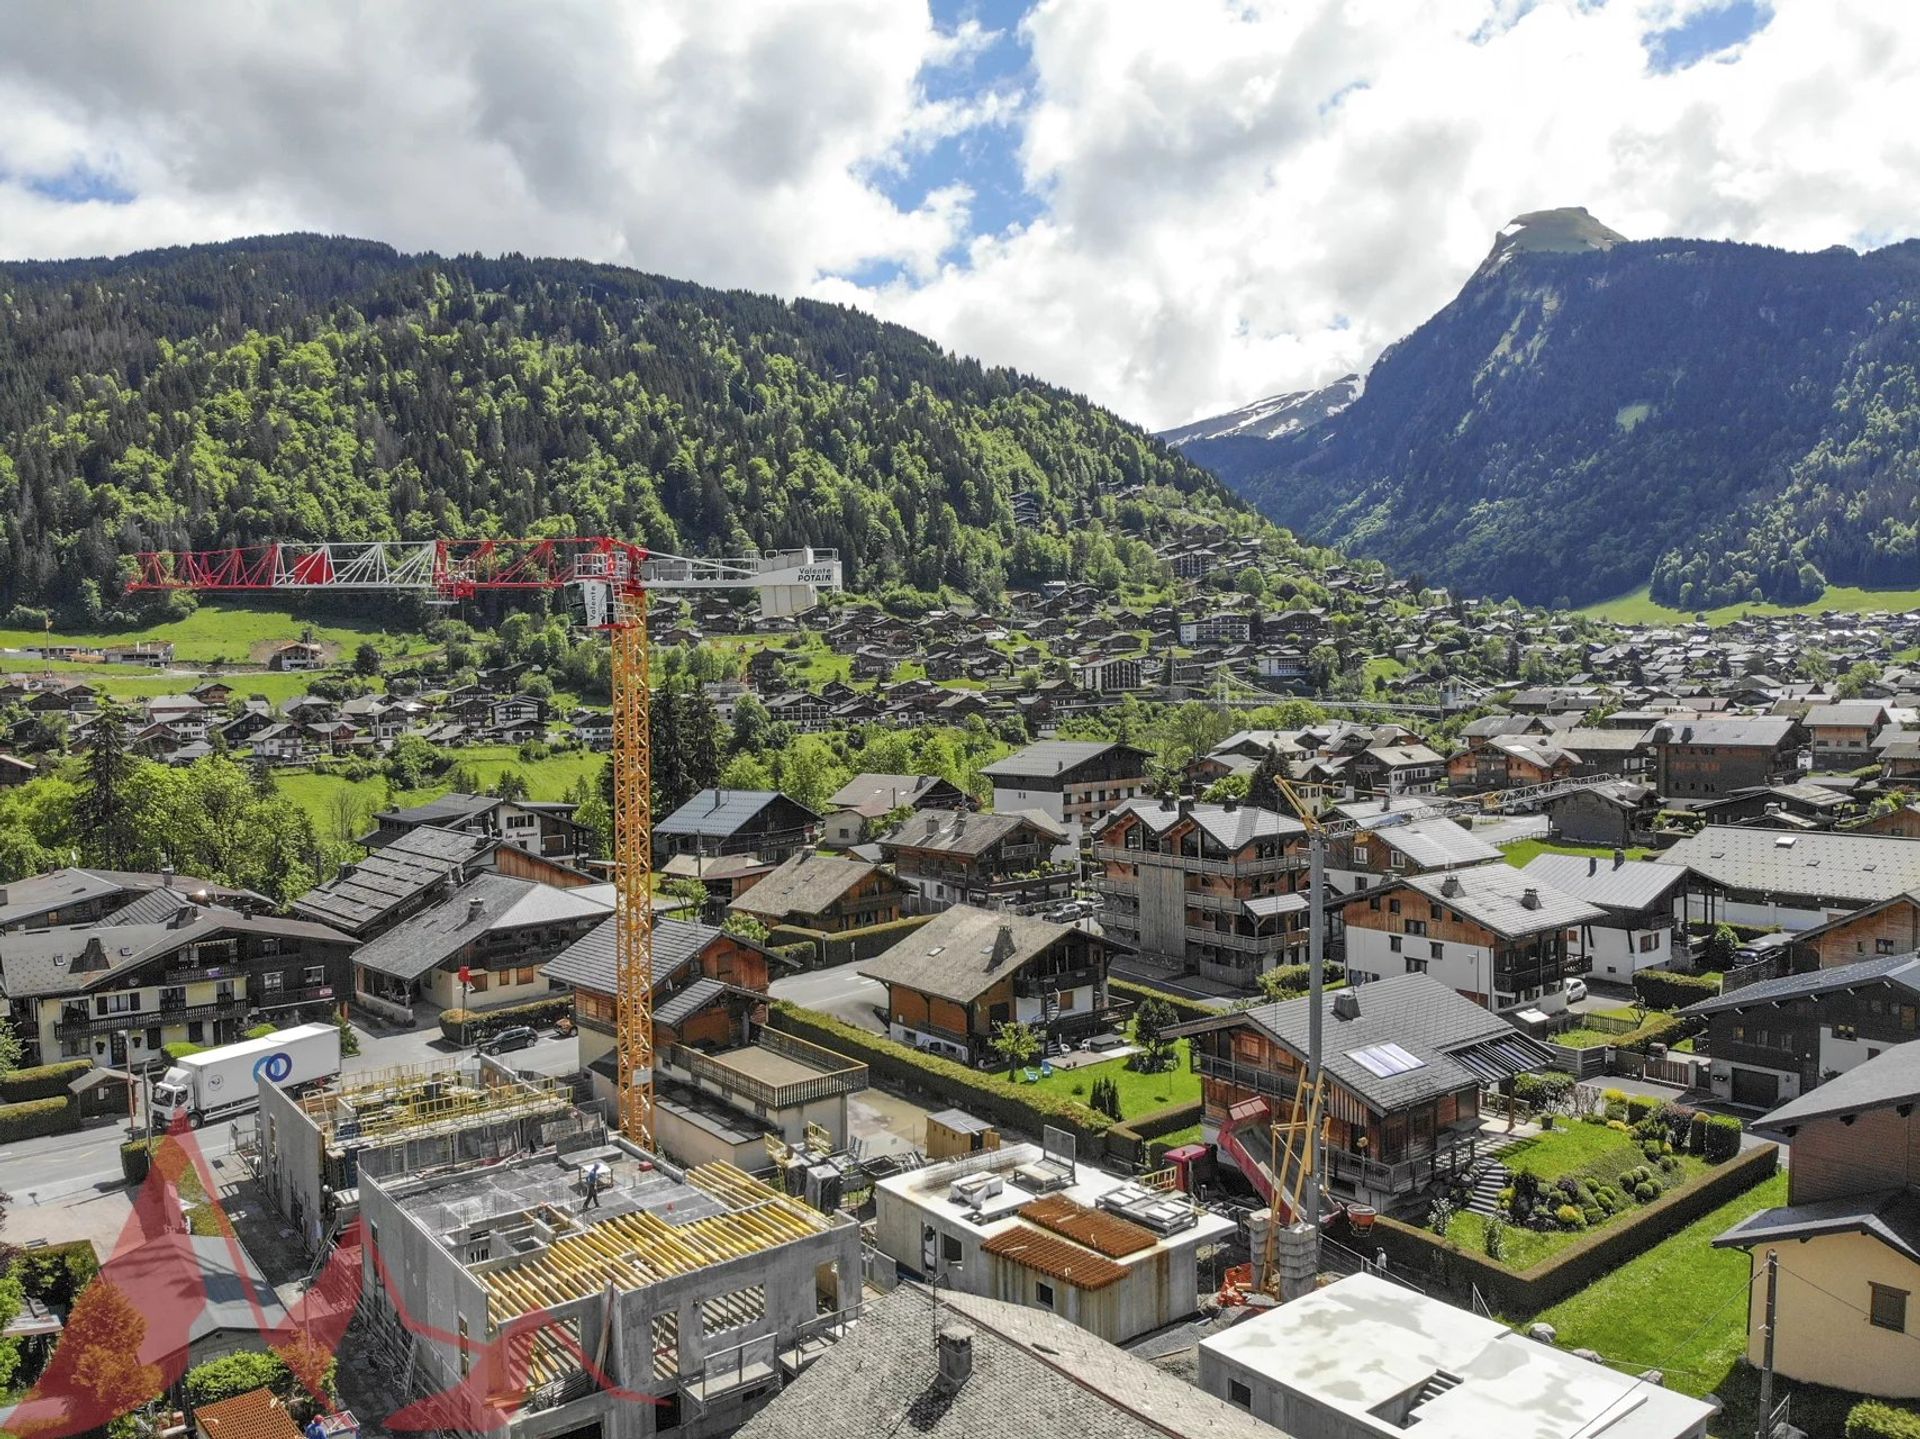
[770,965,889,1032]
[0,1021,581,1205]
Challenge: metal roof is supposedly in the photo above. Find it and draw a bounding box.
[1108,797,1306,850]
[979,1226,1128,1291]
[1649,715,1799,747]
[1517,853,1689,913]
[293,825,496,934]
[1714,1187,1920,1266]
[542,915,724,994]
[1656,827,1920,904]
[980,740,1150,781]
[371,792,501,827]
[1166,974,1546,1113]
[879,808,1064,858]
[1376,818,1502,870]
[654,788,821,839]
[1399,865,1606,940]
[1683,952,1920,1017]
[351,874,609,982]
[1753,1038,1920,1130]
[0,908,350,998]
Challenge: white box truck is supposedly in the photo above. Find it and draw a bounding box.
[150,1022,342,1127]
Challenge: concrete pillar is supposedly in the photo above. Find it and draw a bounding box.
[1247,1208,1274,1292]
[1274,1221,1320,1303]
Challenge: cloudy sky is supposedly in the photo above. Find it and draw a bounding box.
[2,0,1916,429]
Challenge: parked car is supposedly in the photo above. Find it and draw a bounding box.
[1733,931,1793,967]
[482,1025,538,1054]
[1563,977,1588,1003]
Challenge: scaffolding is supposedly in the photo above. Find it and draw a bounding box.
[478,1163,833,1323]
[302,1063,577,1145]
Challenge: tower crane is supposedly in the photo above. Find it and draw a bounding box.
[128,537,843,1150]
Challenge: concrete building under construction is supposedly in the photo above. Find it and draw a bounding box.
[358,1140,862,1439]
[254,1058,583,1249]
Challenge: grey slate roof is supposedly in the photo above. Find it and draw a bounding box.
[1110,797,1306,850]
[1650,715,1799,748]
[1682,952,1920,1017]
[1804,701,1890,728]
[735,1285,1281,1439]
[1399,864,1605,939]
[1166,973,1553,1113]
[1754,1039,1920,1130]
[542,915,724,994]
[0,868,248,930]
[859,905,1077,1003]
[653,977,729,1028]
[1714,1187,1920,1265]
[728,853,878,922]
[1656,827,1920,904]
[351,874,608,982]
[372,792,500,827]
[293,825,496,934]
[0,908,351,998]
[825,773,952,815]
[1518,853,1689,914]
[1377,818,1502,870]
[980,740,1149,781]
[879,808,1063,857]
[654,788,820,840]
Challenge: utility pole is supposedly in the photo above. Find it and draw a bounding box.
[1755,1248,1778,1439]
[1303,831,1326,1227]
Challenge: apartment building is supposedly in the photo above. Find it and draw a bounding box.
[979,741,1152,827]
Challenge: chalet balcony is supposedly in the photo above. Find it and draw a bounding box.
[1013,968,1100,998]
[1184,923,1272,955]
[1093,843,1306,878]
[1707,1038,1808,1074]
[56,997,247,1039]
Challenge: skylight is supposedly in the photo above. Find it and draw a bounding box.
[1348,1042,1425,1078]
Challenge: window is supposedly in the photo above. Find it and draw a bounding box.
[1353,845,1369,865]
[303,965,326,987]
[1405,920,1428,938]
[1639,933,1661,953]
[146,1027,162,1050]
[468,971,490,993]
[1228,1378,1253,1409]
[188,1021,204,1043]
[1388,899,1401,915]
[259,971,283,993]
[1870,1283,1908,1333]
[517,966,539,985]
[1405,958,1427,975]
[1035,1281,1055,1310]
[1368,896,1381,911]
[942,1234,963,1264]
[159,986,186,1009]
[1429,902,1442,920]
[1389,936,1403,953]
[1834,1023,1857,1041]
[1430,942,1444,961]
[458,1315,472,1376]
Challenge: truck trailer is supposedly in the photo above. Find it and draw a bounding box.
[150,1022,342,1127]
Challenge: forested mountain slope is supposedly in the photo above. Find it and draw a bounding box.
[0,235,1295,620]
[1183,210,1920,607]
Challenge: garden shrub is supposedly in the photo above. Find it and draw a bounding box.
[1626,1096,1656,1124]
[1632,968,1720,1010]
[437,994,573,1044]
[1512,1070,1574,1109]
[0,1059,91,1103]
[1607,1119,1631,1133]
[1484,1217,1507,1261]
[1554,1204,1585,1229]
[1702,1114,1744,1162]
[1687,1110,1708,1155]
[0,1096,78,1142]
[1602,1089,1629,1121]
[1846,1400,1920,1439]
[1634,1181,1657,1202]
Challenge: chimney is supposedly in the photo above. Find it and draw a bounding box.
[1441,873,1462,898]
[936,1324,974,1392]
[1521,887,1541,911]
[1588,856,1598,876]
[1222,794,1240,812]
[1380,793,1392,812]
[1177,794,1193,820]
[1332,989,1361,1021]
[1613,848,1626,869]
[338,860,356,883]
[161,864,175,889]
[468,896,487,924]
[991,920,1017,968]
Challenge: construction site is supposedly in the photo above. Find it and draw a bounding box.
[357,1137,862,1439]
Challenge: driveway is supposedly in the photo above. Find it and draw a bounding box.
[771,965,890,1034]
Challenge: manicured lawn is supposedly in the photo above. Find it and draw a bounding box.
[1553,1027,1618,1050]
[275,745,603,836]
[1576,582,1920,628]
[1529,1171,1866,1437]
[1443,1122,1711,1269]
[1019,1043,1199,1121]
[1502,838,1655,868]
[0,599,434,664]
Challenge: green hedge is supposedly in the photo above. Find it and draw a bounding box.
[1109,979,1218,1026]
[1366,1142,1779,1317]
[0,1059,91,1103]
[766,1001,1112,1148]
[1106,1100,1205,1168]
[122,1138,155,1185]
[11,1239,98,1306]
[1632,969,1720,1010]
[1610,1011,1696,1053]
[438,994,573,1044]
[1848,1401,1920,1438]
[1703,1113,1744,1162]
[766,913,934,969]
[0,1095,78,1142]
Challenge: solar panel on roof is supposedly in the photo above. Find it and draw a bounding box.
[1347,1042,1425,1077]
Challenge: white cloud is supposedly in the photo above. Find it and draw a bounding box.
[1,0,1917,431]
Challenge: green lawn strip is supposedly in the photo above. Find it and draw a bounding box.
[274,746,601,834]
[1017,1043,1198,1120]
[1576,582,1920,628]
[0,600,433,664]
[1445,1124,1709,1268]
[1501,838,1657,868]
[0,660,330,704]
[1554,1027,1619,1050]
[1535,1173,1799,1428]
